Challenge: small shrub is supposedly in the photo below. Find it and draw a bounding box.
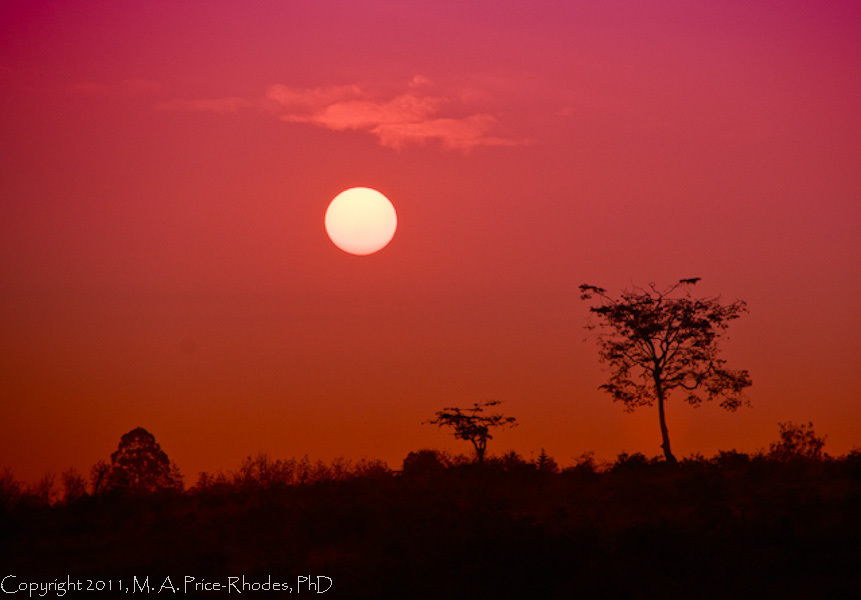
[402,449,449,480]
[611,452,652,474]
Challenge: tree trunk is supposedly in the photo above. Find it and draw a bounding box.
[92,464,108,496]
[473,439,486,464]
[656,384,678,465]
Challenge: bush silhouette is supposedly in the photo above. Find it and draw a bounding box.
[402,449,449,481]
[769,421,826,461]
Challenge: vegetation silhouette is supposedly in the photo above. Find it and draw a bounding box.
[60,467,87,503]
[580,279,752,463]
[425,400,517,463]
[769,420,827,461]
[1,422,859,598]
[100,427,183,494]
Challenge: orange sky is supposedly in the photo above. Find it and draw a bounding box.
[2,0,860,483]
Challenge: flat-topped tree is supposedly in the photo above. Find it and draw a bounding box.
[426,401,517,464]
[579,279,752,464]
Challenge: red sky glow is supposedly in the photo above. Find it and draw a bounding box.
[2,0,860,482]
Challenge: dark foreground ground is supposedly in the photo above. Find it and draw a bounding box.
[2,451,860,599]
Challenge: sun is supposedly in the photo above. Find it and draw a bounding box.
[325,187,398,256]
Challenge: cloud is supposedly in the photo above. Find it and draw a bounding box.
[265,79,518,151]
[158,77,520,151]
[283,93,441,131]
[408,75,432,89]
[372,115,517,151]
[263,84,364,113]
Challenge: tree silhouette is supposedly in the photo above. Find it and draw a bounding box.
[105,427,183,493]
[580,279,752,464]
[426,401,517,464]
[535,448,559,474]
[61,467,87,503]
[769,421,826,461]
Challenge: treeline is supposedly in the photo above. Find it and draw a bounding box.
[0,453,392,510]
[2,432,860,597]
[0,421,855,508]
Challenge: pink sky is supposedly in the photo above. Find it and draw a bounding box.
[2,0,860,483]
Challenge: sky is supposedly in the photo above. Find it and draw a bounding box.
[2,0,860,483]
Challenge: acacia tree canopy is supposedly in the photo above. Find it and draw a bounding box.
[426,401,517,464]
[580,279,752,464]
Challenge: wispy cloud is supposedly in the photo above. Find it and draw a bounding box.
[372,115,517,151]
[263,84,364,114]
[408,75,432,89]
[159,77,520,151]
[276,92,440,131]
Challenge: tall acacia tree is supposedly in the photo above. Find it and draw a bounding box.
[580,279,752,464]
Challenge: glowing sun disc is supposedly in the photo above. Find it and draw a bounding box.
[325,187,397,255]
